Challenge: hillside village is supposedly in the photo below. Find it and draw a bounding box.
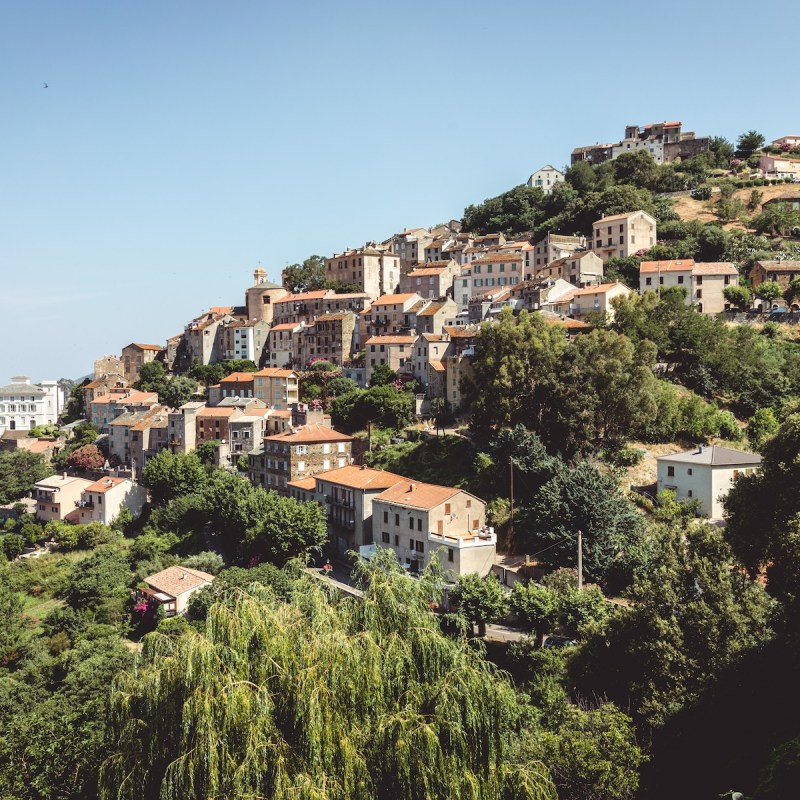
[5,123,800,800]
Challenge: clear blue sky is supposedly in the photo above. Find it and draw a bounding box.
[1,0,795,380]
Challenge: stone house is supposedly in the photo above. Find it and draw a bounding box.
[656,445,761,520]
[384,228,435,271]
[248,424,353,493]
[325,245,400,300]
[411,333,451,398]
[182,309,235,366]
[298,311,358,367]
[121,343,163,384]
[515,278,577,312]
[77,477,147,525]
[399,260,461,299]
[758,155,800,180]
[32,474,93,523]
[196,407,243,445]
[415,297,458,335]
[364,335,417,384]
[749,260,800,297]
[591,210,656,262]
[82,376,128,415]
[128,408,170,476]
[167,402,205,454]
[468,253,523,296]
[362,293,426,338]
[371,480,495,579]
[217,319,270,364]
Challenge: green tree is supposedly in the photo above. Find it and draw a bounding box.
[747,407,780,451]
[0,582,27,666]
[751,203,800,236]
[723,284,752,310]
[462,184,547,237]
[510,581,559,643]
[462,309,566,438]
[99,559,555,800]
[514,703,645,800]
[520,462,646,590]
[141,450,209,505]
[369,362,399,387]
[281,255,327,292]
[65,547,132,622]
[159,375,199,408]
[736,130,766,158]
[330,385,413,433]
[0,450,50,504]
[134,360,167,391]
[449,572,509,636]
[571,524,774,729]
[755,281,784,307]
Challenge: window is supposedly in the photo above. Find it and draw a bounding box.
[659,277,664,285]
[677,275,684,284]
[667,465,675,477]
[417,518,422,532]
[383,511,388,523]
[323,443,331,454]
[395,514,399,526]
[696,289,702,299]
[415,541,425,553]
[646,277,652,286]
[448,549,454,562]
[466,499,471,508]
[444,503,451,515]
[687,490,693,498]
[687,468,693,476]
[696,276,703,285]
[297,461,305,471]
[382,532,390,544]
[409,517,414,530]
[323,459,330,470]
[394,535,399,546]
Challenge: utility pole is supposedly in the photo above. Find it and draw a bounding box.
[577,530,583,591]
[508,456,514,553]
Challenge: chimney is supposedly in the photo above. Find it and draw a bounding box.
[180,572,186,580]
[409,482,416,491]
[62,471,67,480]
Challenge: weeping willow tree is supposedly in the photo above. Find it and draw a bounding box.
[100,554,555,800]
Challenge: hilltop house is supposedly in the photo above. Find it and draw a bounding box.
[591,210,656,262]
[139,566,215,617]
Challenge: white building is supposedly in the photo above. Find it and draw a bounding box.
[656,445,762,520]
[139,566,215,617]
[0,376,64,435]
[527,165,565,194]
[77,477,148,526]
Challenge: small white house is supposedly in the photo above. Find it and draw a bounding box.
[527,165,565,195]
[656,445,762,519]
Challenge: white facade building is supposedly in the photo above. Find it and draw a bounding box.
[527,165,565,194]
[656,445,762,520]
[0,376,64,435]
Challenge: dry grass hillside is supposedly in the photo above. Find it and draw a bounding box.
[672,183,797,229]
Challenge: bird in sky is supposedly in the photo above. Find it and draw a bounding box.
[43,82,48,88]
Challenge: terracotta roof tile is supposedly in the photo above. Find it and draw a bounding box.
[639,259,695,273]
[85,477,128,494]
[145,566,215,598]
[264,424,352,444]
[315,465,406,491]
[375,480,461,510]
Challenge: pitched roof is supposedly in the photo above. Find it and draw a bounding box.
[639,259,695,273]
[375,479,462,510]
[657,445,762,467]
[567,282,627,296]
[219,372,256,384]
[417,301,449,316]
[470,252,523,263]
[84,477,129,494]
[91,390,157,406]
[406,266,448,277]
[264,424,353,444]
[693,262,738,276]
[144,566,215,598]
[372,293,418,306]
[197,407,239,418]
[129,343,163,351]
[287,476,318,491]
[270,322,303,332]
[254,368,298,378]
[593,210,655,224]
[757,260,800,272]
[430,360,446,372]
[314,465,406,491]
[274,290,329,304]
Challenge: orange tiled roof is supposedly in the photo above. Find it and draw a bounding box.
[287,476,318,491]
[593,210,654,224]
[270,322,303,332]
[407,267,448,277]
[470,253,523,263]
[130,343,163,350]
[692,262,739,276]
[274,290,329,304]
[145,566,214,598]
[197,407,239,418]
[254,368,297,378]
[375,479,461,510]
[372,293,418,306]
[85,477,128,494]
[219,372,256,384]
[417,302,449,317]
[264,424,353,444]
[315,465,406,491]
